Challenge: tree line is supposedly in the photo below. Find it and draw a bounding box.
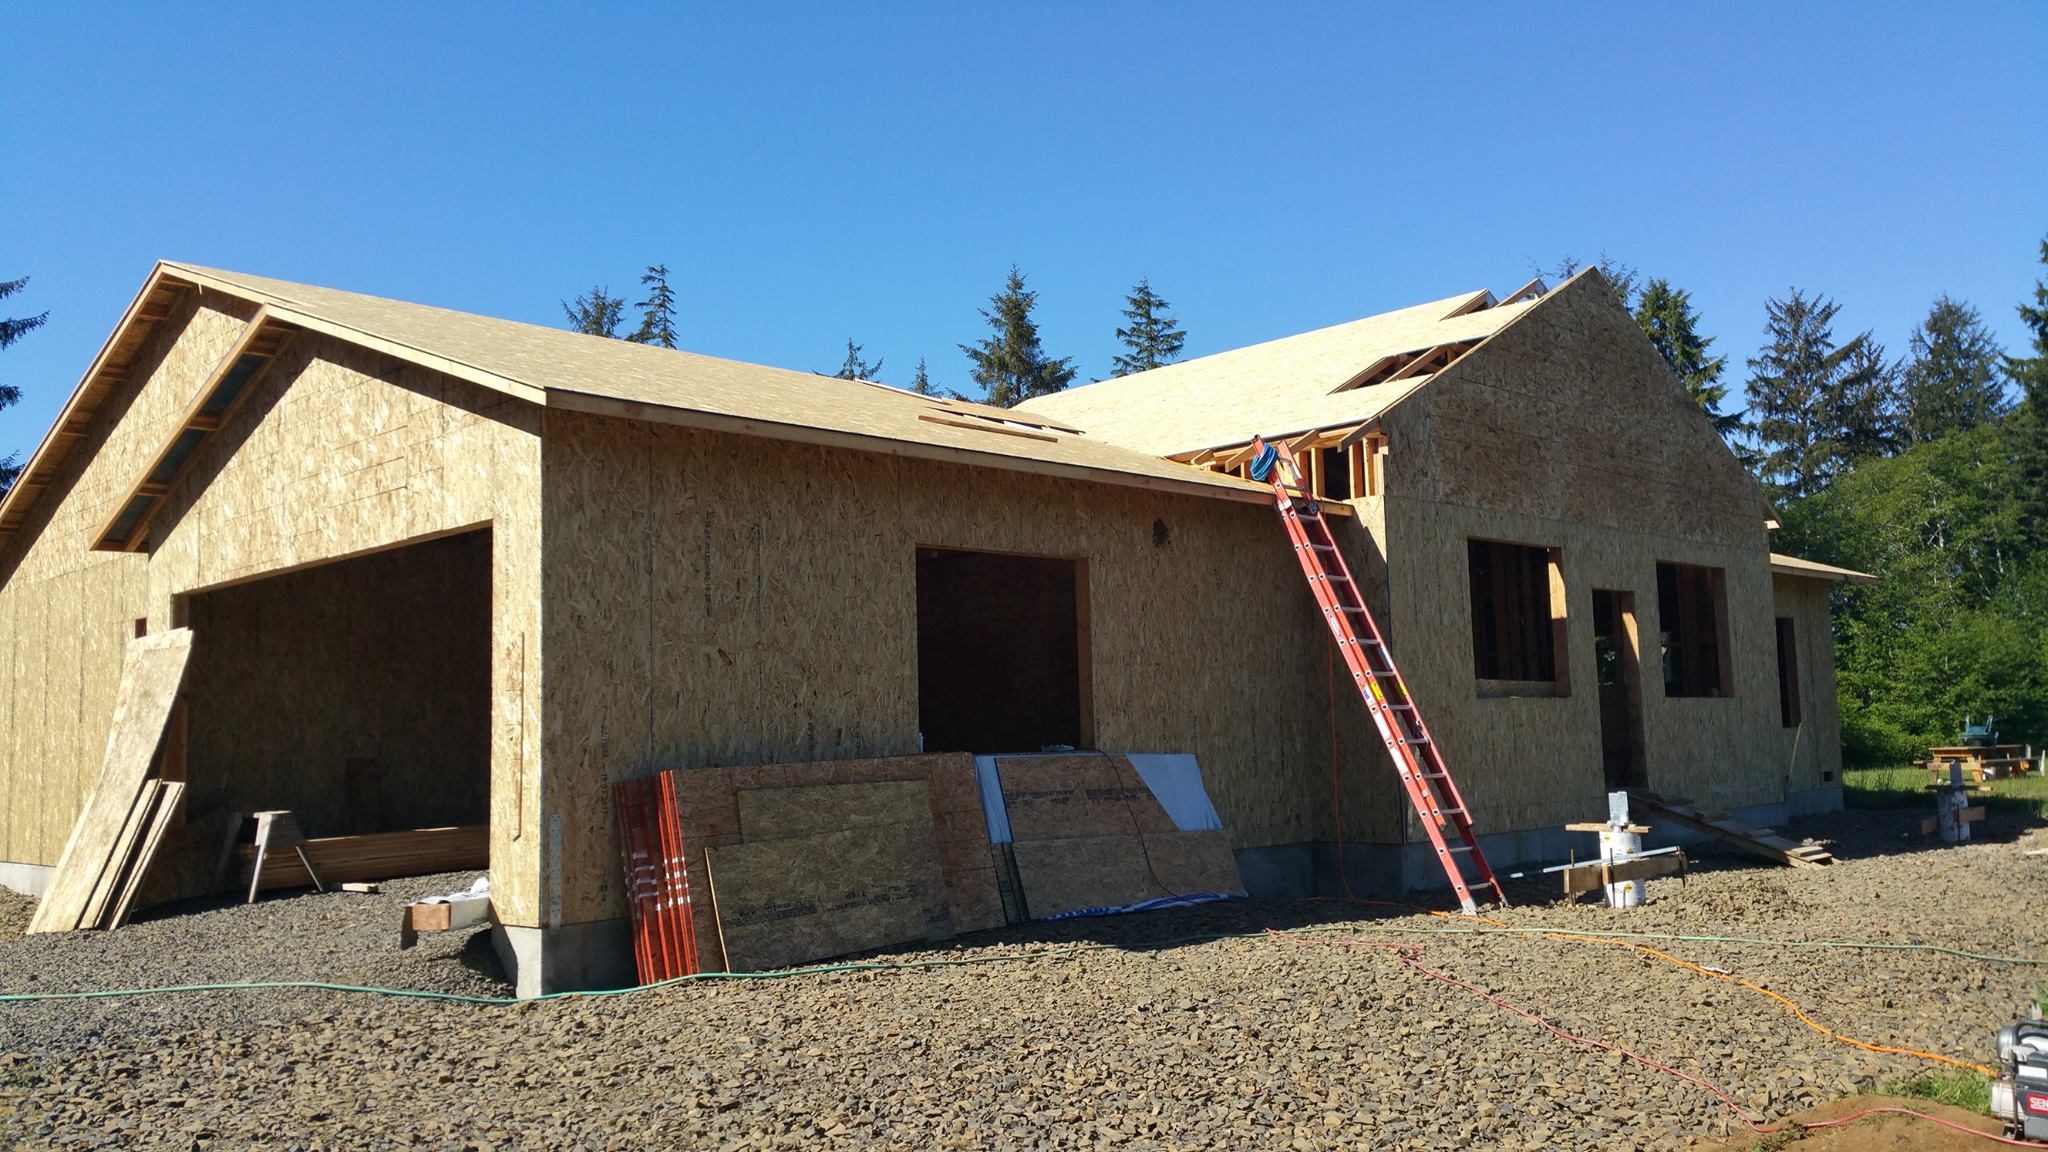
[562,263,1187,403]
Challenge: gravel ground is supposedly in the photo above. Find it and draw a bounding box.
[1,808,2043,1150]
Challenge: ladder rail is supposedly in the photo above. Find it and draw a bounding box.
[1262,441,1506,913]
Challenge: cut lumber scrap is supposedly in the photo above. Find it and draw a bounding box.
[706,820,948,972]
[30,629,195,934]
[1561,850,1686,896]
[399,880,492,949]
[1627,791,1834,868]
[995,755,1176,841]
[239,825,487,891]
[108,781,184,929]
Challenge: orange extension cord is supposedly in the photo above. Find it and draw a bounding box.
[1317,637,2021,1142]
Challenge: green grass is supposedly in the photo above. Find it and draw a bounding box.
[1880,1067,1993,1113]
[1843,764,2048,816]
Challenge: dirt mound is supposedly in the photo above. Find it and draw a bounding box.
[1695,1094,2009,1151]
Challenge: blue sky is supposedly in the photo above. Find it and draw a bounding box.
[3,3,2043,459]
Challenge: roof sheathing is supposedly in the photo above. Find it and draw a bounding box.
[0,263,1276,552]
[1013,289,1546,456]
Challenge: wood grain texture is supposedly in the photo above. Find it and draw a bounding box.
[736,780,931,842]
[707,820,947,972]
[995,755,1176,841]
[662,754,998,968]
[109,780,184,928]
[29,629,193,933]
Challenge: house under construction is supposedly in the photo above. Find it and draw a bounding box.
[0,262,1867,992]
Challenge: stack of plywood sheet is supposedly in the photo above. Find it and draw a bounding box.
[662,754,1001,972]
[994,753,1245,921]
[29,631,194,934]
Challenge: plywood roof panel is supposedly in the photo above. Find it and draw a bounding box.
[1012,291,1541,456]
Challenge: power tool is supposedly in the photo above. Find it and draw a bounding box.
[1991,1014,2048,1142]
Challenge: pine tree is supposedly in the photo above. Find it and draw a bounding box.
[0,275,48,493]
[2007,236,2048,546]
[911,357,939,396]
[1899,295,2008,444]
[1830,338,1904,465]
[959,266,1077,407]
[823,338,884,382]
[1110,278,1187,376]
[1745,290,1895,500]
[563,286,627,338]
[1632,278,1740,437]
[628,264,679,348]
[1549,253,1640,310]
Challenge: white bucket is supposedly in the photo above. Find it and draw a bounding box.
[1599,827,1644,908]
[1939,789,1972,843]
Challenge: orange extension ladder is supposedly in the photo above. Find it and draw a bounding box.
[1254,439,1507,914]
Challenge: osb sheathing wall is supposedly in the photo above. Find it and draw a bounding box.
[1372,273,1791,833]
[1772,573,1842,793]
[538,410,1406,927]
[0,290,544,924]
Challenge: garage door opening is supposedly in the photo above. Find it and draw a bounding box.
[915,548,1091,753]
[181,528,493,842]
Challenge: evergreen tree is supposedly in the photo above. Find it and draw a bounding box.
[823,338,884,381]
[1901,295,2008,443]
[0,275,48,493]
[2006,236,2048,546]
[627,264,679,348]
[1110,278,1187,376]
[959,266,1077,407]
[911,356,940,396]
[563,286,627,338]
[1632,278,1740,437]
[1549,253,1639,310]
[1745,290,1891,501]
[1830,338,1904,464]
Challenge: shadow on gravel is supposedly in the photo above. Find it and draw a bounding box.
[1786,805,2048,863]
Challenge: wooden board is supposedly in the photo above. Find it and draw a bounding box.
[1628,791,1834,868]
[240,825,487,891]
[1561,850,1685,896]
[737,780,931,841]
[29,630,194,934]
[1011,829,1244,920]
[995,755,1175,841]
[706,821,948,972]
[666,754,1002,968]
[80,780,166,930]
[108,780,184,928]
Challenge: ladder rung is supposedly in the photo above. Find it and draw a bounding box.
[1441,844,1475,854]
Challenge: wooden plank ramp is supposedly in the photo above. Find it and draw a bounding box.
[1628,791,1833,868]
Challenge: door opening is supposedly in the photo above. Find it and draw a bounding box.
[915,548,1091,753]
[1592,588,1647,790]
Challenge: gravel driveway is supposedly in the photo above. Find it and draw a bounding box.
[1,808,2042,1150]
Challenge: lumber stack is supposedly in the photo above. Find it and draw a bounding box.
[615,754,998,976]
[29,630,195,934]
[1627,791,1834,868]
[995,753,1245,920]
[238,825,488,891]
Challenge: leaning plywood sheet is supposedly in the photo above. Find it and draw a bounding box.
[28,630,194,934]
[737,780,932,841]
[1011,830,1245,920]
[108,781,185,929]
[79,780,166,930]
[707,821,948,972]
[995,755,1176,841]
[670,754,1001,968]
